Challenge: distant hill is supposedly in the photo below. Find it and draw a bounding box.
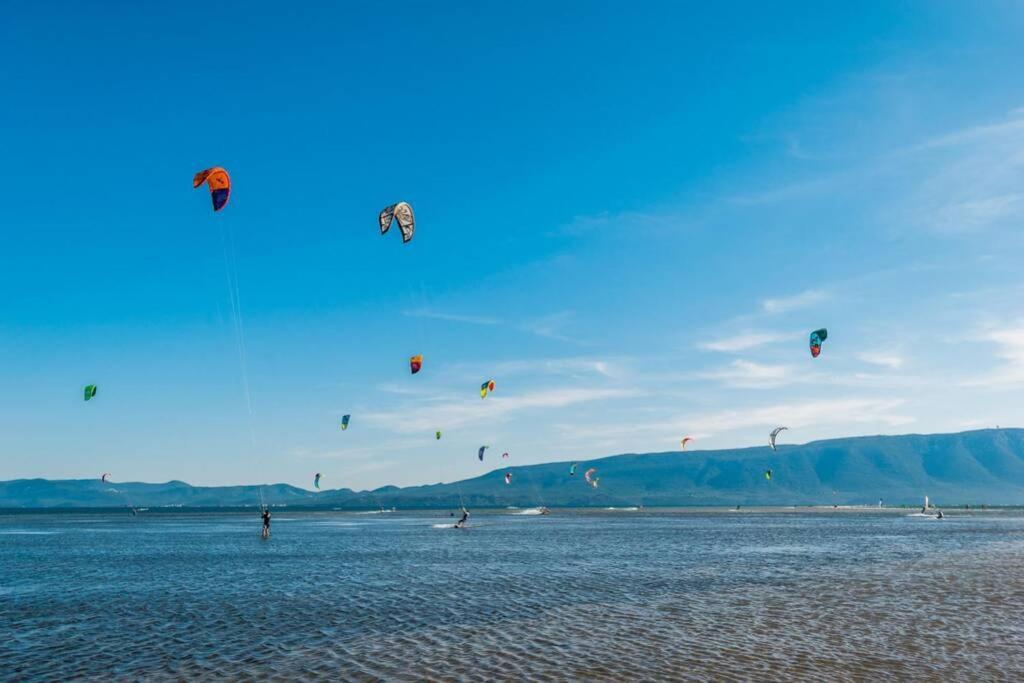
[3,429,1024,509]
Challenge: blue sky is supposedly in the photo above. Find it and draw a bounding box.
[4,2,1024,489]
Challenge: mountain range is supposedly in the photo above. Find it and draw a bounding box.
[3,429,1024,509]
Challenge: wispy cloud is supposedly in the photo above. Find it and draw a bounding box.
[727,177,840,206]
[402,308,500,326]
[762,289,829,314]
[913,112,1024,151]
[698,332,789,353]
[962,326,1024,386]
[700,359,793,388]
[551,397,915,448]
[489,356,622,379]
[523,311,581,343]
[855,351,904,370]
[686,397,915,432]
[363,387,642,433]
[552,210,681,238]
[929,193,1024,234]
[906,109,1024,235]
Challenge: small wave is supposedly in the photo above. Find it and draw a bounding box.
[0,530,60,535]
[513,508,547,516]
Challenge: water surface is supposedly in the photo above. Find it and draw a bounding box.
[3,508,1023,681]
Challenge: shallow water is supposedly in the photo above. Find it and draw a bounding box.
[3,509,1024,681]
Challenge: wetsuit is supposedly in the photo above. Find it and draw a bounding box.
[455,509,469,528]
[261,510,271,536]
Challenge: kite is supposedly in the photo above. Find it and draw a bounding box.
[570,463,578,476]
[192,167,231,212]
[809,328,828,358]
[84,385,97,401]
[435,431,442,440]
[502,452,509,459]
[504,472,512,485]
[769,426,787,451]
[764,469,773,481]
[341,415,351,431]
[480,380,495,399]
[101,473,111,483]
[410,355,423,374]
[584,467,599,488]
[680,437,693,450]
[379,202,415,243]
[478,445,489,461]
[314,473,321,490]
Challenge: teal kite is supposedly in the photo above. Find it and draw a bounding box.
[809,329,828,358]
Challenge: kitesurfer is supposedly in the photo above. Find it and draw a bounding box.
[261,507,271,538]
[454,506,469,529]
[936,511,944,519]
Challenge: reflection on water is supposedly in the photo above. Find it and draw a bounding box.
[2,509,1024,681]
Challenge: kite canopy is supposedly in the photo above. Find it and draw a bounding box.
[410,355,423,374]
[478,445,489,461]
[314,473,321,490]
[769,426,788,451]
[680,437,693,450]
[101,473,110,483]
[764,469,773,481]
[480,379,495,399]
[84,385,97,401]
[809,328,828,358]
[379,202,415,243]
[193,167,231,212]
[341,414,351,431]
[570,463,578,476]
[435,431,442,440]
[584,467,599,488]
[504,472,512,485]
[502,452,509,459]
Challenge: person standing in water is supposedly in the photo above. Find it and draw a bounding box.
[261,507,271,538]
[454,506,469,529]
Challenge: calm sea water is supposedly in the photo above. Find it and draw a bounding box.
[2,508,1024,681]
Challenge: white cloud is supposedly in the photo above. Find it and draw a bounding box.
[855,351,904,370]
[762,289,828,314]
[698,332,789,353]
